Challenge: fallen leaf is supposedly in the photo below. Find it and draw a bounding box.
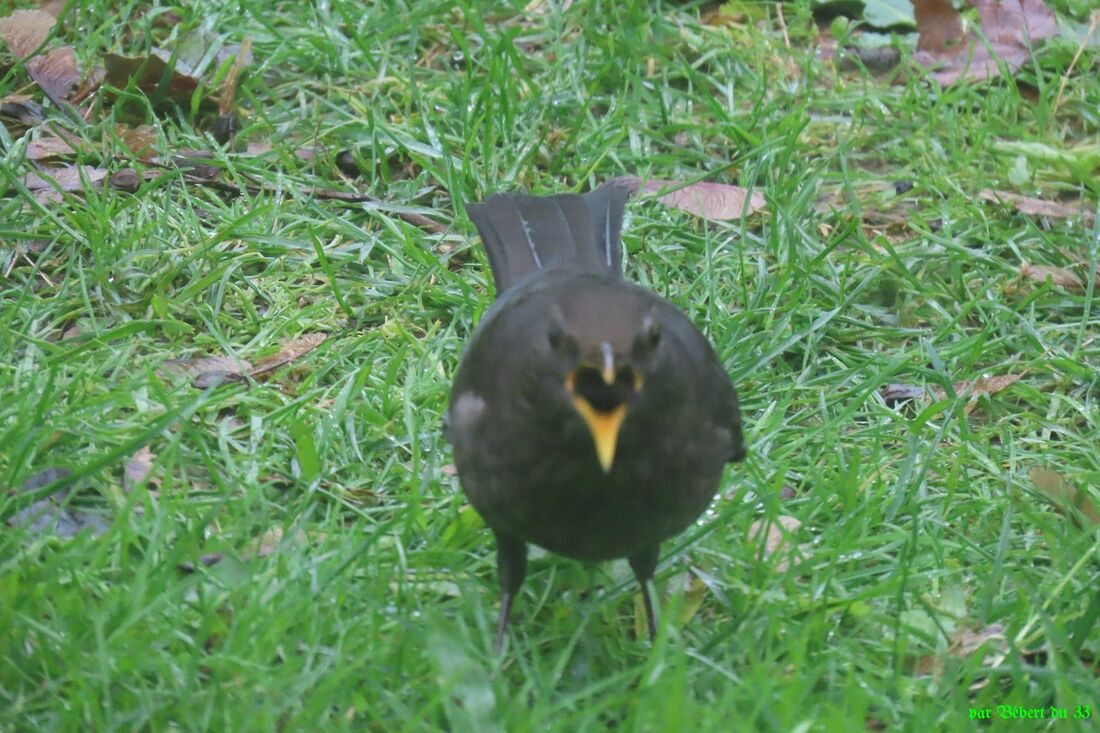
[913,0,1059,85]
[25,135,78,161]
[950,623,1007,660]
[1,94,46,125]
[38,0,67,18]
[21,165,109,203]
[748,515,803,572]
[929,374,1023,402]
[123,446,155,491]
[1030,467,1100,525]
[26,46,80,100]
[103,52,201,105]
[249,333,327,377]
[0,9,54,57]
[880,383,927,405]
[114,124,158,156]
[7,467,110,539]
[913,0,964,52]
[246,527,285,559]
[161,354,250,388]
[611,176,765,221]
[1020,262,1083,291]
[0,9,80,100]
[979,189,1096,224]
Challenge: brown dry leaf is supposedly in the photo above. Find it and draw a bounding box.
[26,46,80,100]
[243,527,319,560]
[1020,262,1083,291]
[612,176,765,221]
[950,623,1008,661]
[161,355,251,388]
[979,190,1096,224]
[0,9,54,57]
[38,0,67,18]
[22,165,109,203]
[0,9,80,100]
[115,124,158,156]
[249,333,327,377]
[929,374,1023,402]
[1030,468,1100,525]
[1,94,46,125]
[104,52,201,104]
[914,0,964,52]
[880,383,927,405]
[123,446,155,491]
[914,0,1058,85]
[26,135,78,161]
[748,515,802,572]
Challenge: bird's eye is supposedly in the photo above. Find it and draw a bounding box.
[547,322,577,356]
[634,315,661,355]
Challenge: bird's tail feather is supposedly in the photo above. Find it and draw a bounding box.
[465,183,629,294]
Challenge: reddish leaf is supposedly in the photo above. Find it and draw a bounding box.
[22,165,109,203]
[1020,262,1083,291]
[0,9,80,100]
[161,355,251,388]
[748,515,803,572]
[914,0,1059,85]
[25,135,77,161]
[913,0,964,52]
[0,9,53,58]
[612,176,765,220]
[1030,468,1100,525]
[979,189,1096,224]
[123,446,155,491]
[26,45,80,99]
[249,333,327,377]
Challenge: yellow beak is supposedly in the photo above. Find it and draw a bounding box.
[570,397,627,473]
[567,342,630,473]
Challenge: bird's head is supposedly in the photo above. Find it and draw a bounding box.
[542,289,667,473]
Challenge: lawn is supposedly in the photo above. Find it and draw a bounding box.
[2,0,1098,730]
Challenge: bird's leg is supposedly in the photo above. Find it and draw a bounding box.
[629,546,660,641]
[493,531,527,653]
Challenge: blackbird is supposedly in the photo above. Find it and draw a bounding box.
[445,183,744,649]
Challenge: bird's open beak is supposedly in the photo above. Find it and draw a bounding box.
[565,343,639,473]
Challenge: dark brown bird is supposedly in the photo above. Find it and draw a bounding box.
[446,183,744,649]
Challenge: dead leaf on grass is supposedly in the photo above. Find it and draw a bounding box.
[103,52,201,104]
[1019,262,1083,291]
[979,189,1096,224]
[1,94,46,125]
[929,374,1024,402]
[0,9,81,100]
[914,0,964,53]
[748,515,803,572]
[25,135,78,161]
[611,176,765,221]
[7,467,110,539]
[249,333,327,377]
[21,165,109,203]
[123,446,156,491]
[913,0,1059,85]
[0,9,53,57]
[26,46,80,100]
[1030,467,1100,526]
[161,355,251,388]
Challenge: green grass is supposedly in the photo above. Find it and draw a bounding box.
[2,0,1098,730]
